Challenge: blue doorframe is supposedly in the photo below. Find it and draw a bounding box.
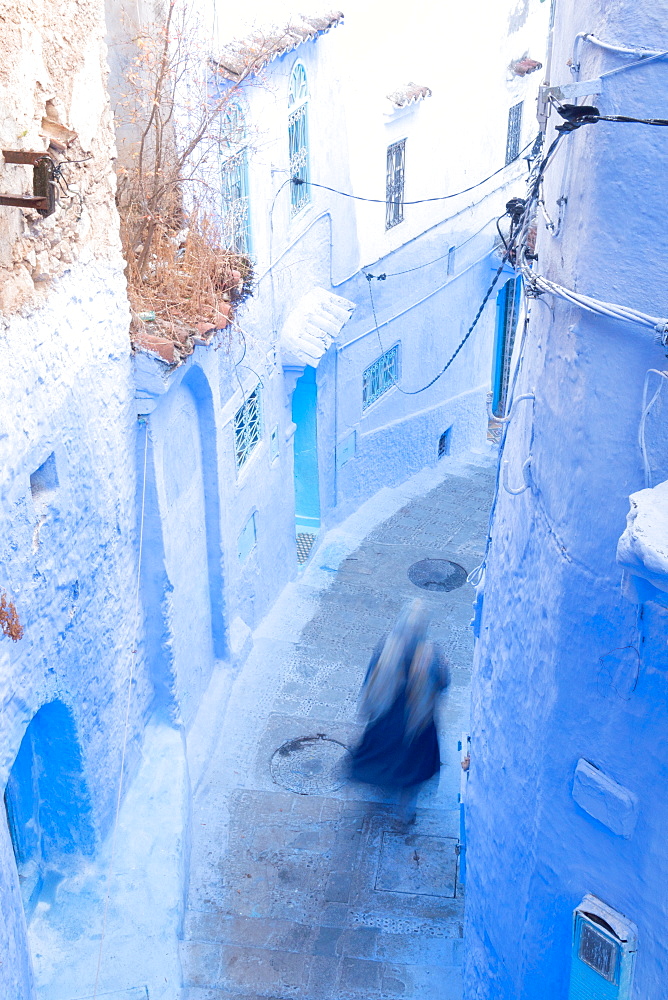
[492,276,522,416]
[292,365,321,534]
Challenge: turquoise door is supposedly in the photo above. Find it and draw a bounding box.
[292,365,321,536]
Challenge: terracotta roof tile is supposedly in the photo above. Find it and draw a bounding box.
[511,57,543,76]
[213,11,344,81]
[387,83,432,108]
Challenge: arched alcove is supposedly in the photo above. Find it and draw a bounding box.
[148,363,227,727]
[179,364,227,661]
[4,700,94,916]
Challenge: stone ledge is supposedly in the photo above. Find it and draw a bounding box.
[572,758,638,838]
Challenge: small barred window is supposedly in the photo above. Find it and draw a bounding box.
[234,385,262,469]
[386,140,405,229]
[505,102,523,164]
[363,344,400,409]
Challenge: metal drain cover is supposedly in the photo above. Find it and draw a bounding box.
[271,735,351,794]
[408,558,468,592]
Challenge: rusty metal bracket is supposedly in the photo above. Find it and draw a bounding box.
[0,150,56,216]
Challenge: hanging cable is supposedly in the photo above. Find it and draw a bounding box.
[290,136,539,207]
[366,248,511,397]
[93,419,149,1000]
[554,102,668,132]
[364,215,497,280]
[639,369,668,488]
[362,170,542,398]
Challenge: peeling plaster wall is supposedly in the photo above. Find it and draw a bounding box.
[0,259,145,998]
[0,1,149,993]
[464,2,668,997]
[0,0,121,312]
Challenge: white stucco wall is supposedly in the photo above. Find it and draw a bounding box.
[208,0,550,552]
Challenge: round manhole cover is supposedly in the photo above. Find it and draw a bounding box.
[271,735,351,795]
[408,558,468,592]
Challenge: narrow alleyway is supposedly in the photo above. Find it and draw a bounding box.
[182,456,496,1000]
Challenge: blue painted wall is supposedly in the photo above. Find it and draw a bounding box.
[464,2,668,997]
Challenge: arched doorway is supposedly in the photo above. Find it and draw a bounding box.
[4,701,94,917]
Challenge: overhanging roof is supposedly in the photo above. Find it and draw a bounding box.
[213,12,344,82]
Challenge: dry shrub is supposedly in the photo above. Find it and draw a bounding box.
[122,207,253,351]
[0,591,24,641]
[114,0,257,359]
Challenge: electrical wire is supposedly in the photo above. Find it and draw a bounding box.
[553,102,668,133]
[520,268,668,338]
[364,214,497,280]
[291,136,539,207]
[470,99,668,590]
[639,369,668,488]
[366,248,511,397]
[571,32,668,76]
[361,138,552,400]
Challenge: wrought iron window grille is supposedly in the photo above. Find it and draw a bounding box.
[234,385,263,469]
[363,344,400,409]
[288,63,310,216]
[385,140,405,229]
[505,102,523,165]
[220,102,252,255]
[221,150,252,255]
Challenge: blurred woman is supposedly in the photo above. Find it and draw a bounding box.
[349,599,450,823]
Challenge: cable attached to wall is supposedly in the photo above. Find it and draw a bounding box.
[639,369,668,488]
[365,250,511,397]
[362,172,541,399]
[553,102,668,133]
[364,214,498,281]
[92,419,149,1000]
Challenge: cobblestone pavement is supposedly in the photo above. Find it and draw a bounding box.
[181,458,496,1000]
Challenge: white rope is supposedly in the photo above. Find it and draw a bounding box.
[639,369,668,488]
[93,419,150,999]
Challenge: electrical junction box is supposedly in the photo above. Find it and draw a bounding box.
[568,894,637,1000]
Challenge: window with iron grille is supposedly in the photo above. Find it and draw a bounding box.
[234,384,262,469]
[386,140,405,229]
[288,63,310,216]
[220,102,252,254]
[221,152,252,254]
[505,102,523,164]
[363,344,400,409]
